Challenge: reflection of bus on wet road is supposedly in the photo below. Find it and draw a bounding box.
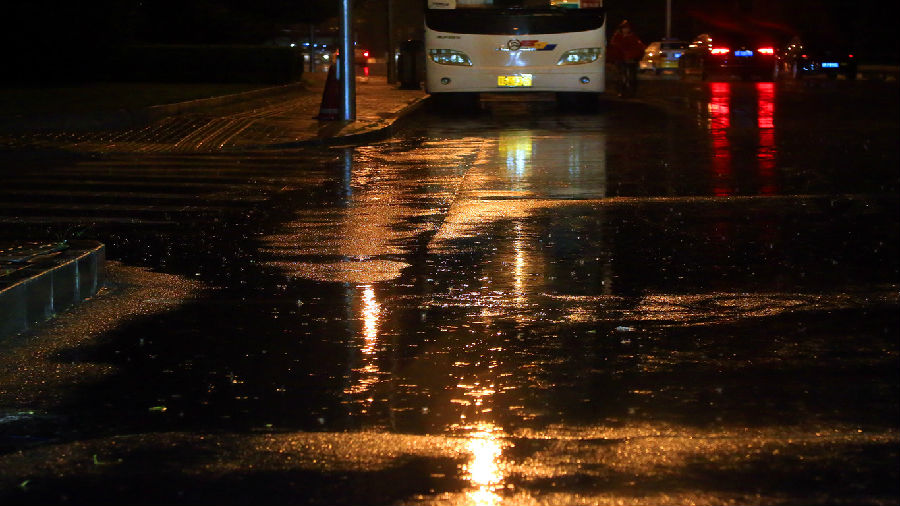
[424,0,606,106]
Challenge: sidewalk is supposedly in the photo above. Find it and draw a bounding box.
[2,72,429,149]
[222,72,430,149]
[0,72,429,340]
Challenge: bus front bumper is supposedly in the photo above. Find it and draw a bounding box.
[426,64,606,93]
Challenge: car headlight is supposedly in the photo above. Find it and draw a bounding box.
[428,49,473,66]
[556,48,602,65]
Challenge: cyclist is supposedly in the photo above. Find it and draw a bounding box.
[608,20,646,97]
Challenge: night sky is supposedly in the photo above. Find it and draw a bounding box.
[605,0,897,58]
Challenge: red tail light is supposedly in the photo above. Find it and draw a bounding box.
[758,47,774,55]
[711,47,730,55]
[363,50,369,58]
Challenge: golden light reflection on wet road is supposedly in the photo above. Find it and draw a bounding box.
[1,85,896,506]
[461,423,507,506]
[344,285,382,402]
[499,132,532,192]
[361,285,380,346]
[261,139,485,284]
[429,128,606,251]
[452,365,511,505]
[513,221,527,311]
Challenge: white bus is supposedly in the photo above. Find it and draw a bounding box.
[424,0,606,105]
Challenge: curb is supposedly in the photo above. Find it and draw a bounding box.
[257,94,430,149]
[0,241,105,340]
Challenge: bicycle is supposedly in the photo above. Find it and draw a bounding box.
[617,60,639,98]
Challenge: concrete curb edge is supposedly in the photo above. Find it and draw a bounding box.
[253,94,431,150]
[0,241,106,340]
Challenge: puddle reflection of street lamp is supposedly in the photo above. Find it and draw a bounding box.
[463,423,506,506]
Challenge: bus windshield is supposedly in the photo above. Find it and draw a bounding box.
[444,0,597,8]
[425,0,604,35]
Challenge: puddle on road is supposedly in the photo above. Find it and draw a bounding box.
[2,83,896,504]
[73,88,892,440]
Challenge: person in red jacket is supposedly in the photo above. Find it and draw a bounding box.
[608,20,646,97]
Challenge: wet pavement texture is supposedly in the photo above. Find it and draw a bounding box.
[0,79,898,505]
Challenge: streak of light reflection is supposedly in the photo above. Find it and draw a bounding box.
[452,349,510,504]
[344,285,381,399]
[514,221,526,310]
[756,82,777,194]
[462,423,507,506]
[708,82,732,196]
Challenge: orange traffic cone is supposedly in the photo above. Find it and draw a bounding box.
[316,64,340,120]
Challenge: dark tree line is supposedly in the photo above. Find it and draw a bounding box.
[1,0,342,83]
[3,0,338,49]
[133,0,340,44]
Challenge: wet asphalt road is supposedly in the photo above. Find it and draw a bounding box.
[0,77,898,505]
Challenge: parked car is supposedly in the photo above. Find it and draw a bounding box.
[778,36,857,80]
[302,45,334,67]
[639,39,687,74]
[679,32,779,81]
[355,48,370,65]
[334,46,371,65]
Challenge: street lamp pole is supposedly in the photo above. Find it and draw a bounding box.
[387,0,396,84]
[665,0,672,39]
[339,0,356,120]
[309,23,316,73]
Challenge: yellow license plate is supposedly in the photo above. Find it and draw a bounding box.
[497,74,533,87]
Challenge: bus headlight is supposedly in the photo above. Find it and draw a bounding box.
[428,49,473,66]
[556,48,601,65]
